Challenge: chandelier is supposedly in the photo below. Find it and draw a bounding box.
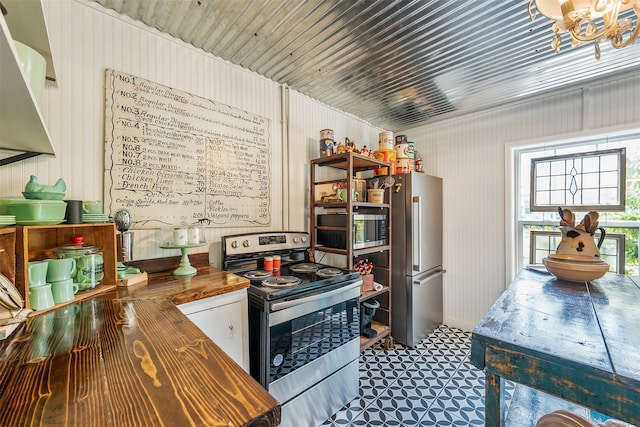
[528,0,640,59]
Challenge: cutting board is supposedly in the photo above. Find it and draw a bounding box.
[117,272,148,287]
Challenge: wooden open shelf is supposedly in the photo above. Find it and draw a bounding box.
[15,223,118,310]
[26,283,116,317]
[360,284,389,301]
[360,321,393,351]
[0,227,16,284]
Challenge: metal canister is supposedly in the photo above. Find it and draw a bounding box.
[319,138,334,157]
[395,134,408,144]
[407,141,415,159]
[320,129,334,140]
[378,131,394,151]
[414,151,424,173]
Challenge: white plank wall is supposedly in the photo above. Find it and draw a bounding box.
[3,0,640,329]
[403,79,640,331]
[287,90,382,233]
[1,0,285,264]
[0,0,380,266]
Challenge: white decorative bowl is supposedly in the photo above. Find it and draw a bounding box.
[548,253,602,263]
[542,257,609,282]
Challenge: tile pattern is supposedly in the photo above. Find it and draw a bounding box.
[321,324,513,427]
[322,325,636,427]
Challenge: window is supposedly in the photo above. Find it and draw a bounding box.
[516,137,640,275]
[530,148,626,211]
[529,229,626,273]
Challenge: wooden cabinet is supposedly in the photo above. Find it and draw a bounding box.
[177,289,249,372]
[310,152,394,351]
[0,227,16,284]
[15,223,118,310]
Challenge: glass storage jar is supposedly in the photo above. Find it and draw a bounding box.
[52,235,104,291]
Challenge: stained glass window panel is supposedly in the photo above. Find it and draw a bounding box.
[530,148,625,211]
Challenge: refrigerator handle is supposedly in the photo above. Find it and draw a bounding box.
[413,269,446,285]
[412,195,421,271]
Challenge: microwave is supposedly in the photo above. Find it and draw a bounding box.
[317,214,387,249]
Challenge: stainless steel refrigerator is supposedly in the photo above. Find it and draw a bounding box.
[391,172,444,348]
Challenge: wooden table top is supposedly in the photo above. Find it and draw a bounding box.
[0,268,280,427]
[471,269,640,424]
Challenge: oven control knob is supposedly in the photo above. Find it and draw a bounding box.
[231,240,239,249]
[293,237,299,243]
[301,236,308,244]
[243,240,251,248]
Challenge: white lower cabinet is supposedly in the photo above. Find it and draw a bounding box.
[177,289,249,372]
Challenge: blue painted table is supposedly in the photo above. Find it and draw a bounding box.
[471,269,640,426]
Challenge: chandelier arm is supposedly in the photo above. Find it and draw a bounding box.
[568,20,614,41]
[528,0,537,20]
[612,19,640,47]
[568,2,623,43]
[606,2,640,48]
[533,0,640,57]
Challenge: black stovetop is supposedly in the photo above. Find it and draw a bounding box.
[241,262,360,301]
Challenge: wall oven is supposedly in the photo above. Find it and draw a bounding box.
[222,232,361,427]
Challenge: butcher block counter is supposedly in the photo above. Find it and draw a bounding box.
[0,265,281,427]
[109,265,250,303]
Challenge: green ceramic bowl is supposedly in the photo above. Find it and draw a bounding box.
[14,41,46,102]
[7,200,67,225]
[0,198,23,215]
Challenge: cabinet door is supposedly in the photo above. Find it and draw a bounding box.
[186,301,245,368]
[178,290,249,372]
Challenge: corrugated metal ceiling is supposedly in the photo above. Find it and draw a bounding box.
[91,0,640,131]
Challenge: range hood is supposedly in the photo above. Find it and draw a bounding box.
[0,0,57,165]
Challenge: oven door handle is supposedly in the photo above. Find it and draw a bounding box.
[270,280,362,312]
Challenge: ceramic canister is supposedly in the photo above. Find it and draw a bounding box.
[378,131,394,151]
[396,158,410,174]
[373,149,397,175]
[395,143,409,158]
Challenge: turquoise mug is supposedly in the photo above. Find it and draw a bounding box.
[51,279,79,304]
[46,258,77,282]
[28,261,49,287]
[29,283,55,311]
[82,200,102,214]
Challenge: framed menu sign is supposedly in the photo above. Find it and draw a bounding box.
[104,69,271,229]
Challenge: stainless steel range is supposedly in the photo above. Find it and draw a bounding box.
[222,231,361,427]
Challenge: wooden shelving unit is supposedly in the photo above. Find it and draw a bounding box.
[310,152,394,351]
[0,227,17,284]
[15,223,118,311]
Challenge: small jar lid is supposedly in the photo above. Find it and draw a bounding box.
[70,235,85,245]
[52,235,102,258]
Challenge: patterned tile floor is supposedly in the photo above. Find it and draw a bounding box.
[320,325,512,427]
[320,325,635,427]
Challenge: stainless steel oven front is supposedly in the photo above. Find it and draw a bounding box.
[248,280,361,427]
